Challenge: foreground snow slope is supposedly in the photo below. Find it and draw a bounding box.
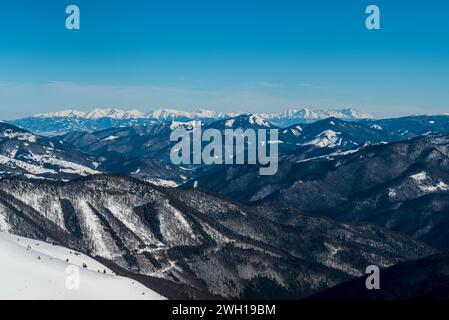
[0,232,165,300]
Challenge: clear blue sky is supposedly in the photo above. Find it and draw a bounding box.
[0,0,448,119]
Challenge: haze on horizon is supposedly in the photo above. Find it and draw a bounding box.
[0,0,448,120]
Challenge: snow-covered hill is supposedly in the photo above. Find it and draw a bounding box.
[11,107,373,135]
[35,108,146,120]
[0,232,164,300]
[33,107,372,123]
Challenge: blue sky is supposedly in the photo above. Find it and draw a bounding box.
[0,0,448,119]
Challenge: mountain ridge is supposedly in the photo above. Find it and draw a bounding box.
[10,107,374,135]
[0,174,434,299]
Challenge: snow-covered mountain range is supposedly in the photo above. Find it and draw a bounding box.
[188,133,449,252]
[35,108,240,121]
[0,175,433,299]
[5,113,449,182]
[11,107,373,135]
[34,107,372,122]
[0,122,100,180]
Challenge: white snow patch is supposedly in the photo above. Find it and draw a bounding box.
[0,154,57,175]
[146,178,179,187]
[102,135,119,142]
[388,189,397,198]
[170,120,202,130]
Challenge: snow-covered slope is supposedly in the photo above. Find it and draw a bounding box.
[36,108,146,120]
[0,232,165,300]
